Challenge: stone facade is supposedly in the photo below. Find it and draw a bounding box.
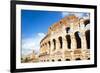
[39,15,90,62]
[21,52,39,63]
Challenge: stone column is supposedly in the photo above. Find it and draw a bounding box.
[44,44,45,52]
[62,36,67,50]
[56,39,60,50]
[80,31,88,60]
[47,43,49,54]
[62,36,67,61]
[42,43,44,53]
[70,33,76,60]
[81,31,87,49]
[71,34,76,50]
[49,40,53,61]
[50,40,53,53]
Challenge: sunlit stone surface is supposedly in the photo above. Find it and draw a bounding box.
[39,15,90,62]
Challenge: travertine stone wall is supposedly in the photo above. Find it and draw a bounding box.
[39,15,90,62]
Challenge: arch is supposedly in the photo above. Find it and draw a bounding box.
[85,30,90,49]
[75,58,81,60]
[41,45,42,48]
[66,35,71,49]
[66,27,70,33]
[65,59,70,61]
[45,43,47,47]
[53,39,56,50]
[58,37,63,49]
[52,59,55,62]
[48,41,51,48]
[87,58,90,60]
[84,19,90,26]
[74,31,81,48]
[58,59,61,61]
[47,59,49,61]
[42,44,44,47]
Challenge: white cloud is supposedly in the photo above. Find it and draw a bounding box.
[62,12,70,17]
[62,12,89,18]
[22,33,45,56]
[38,33,45,37]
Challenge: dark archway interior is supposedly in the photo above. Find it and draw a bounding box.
[53,39,56,50]
[58,59,61,61]
[74,32,81,48]
[47,60,49,61]
[48,41,51,48]
[66,27,70,33]
[66,35,71,49]
[87,58,90,60]
[58,37,63,49]
[52,59,55,62]
[84,19,90,26]
[85,30,90,49]
[65,59,70,61]
[75,58,81,60]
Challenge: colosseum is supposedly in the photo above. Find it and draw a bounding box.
[39,14,90,62]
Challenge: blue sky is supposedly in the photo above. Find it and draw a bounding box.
[21,9,89,56]
[21,10,63,56]
[21,10,63,38]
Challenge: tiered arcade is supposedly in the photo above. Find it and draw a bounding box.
[39,15,90,62]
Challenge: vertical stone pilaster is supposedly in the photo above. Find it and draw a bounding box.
[49,40,52,61]
[44,43,45,53]
[41,43,44,53]
[56,39,59,50]
[50,40,53,53]
[62,36,67,50]
[71,34,76,50]
[62,36,66,60]
[81,32,87,49]
[47,43,49,54]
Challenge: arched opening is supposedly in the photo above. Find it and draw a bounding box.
[87,58,90,60]
[66,35,71,49]
[58,59,61,61]
[45,43,47,47]
[41,45,42,48]
[75,58,81,60]
[47,59,49,61]
[85,30,90,49]
[66,27,70,33]
[58,37,63,49]
[52,59,55,62]
[42,44,44,47]
[65,59,70,61]
[84,19,90,26]
[53,39,56,50]
[74,32,81,48]
[48,41,51,48]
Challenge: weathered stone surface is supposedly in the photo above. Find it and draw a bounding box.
[39,15,90,62]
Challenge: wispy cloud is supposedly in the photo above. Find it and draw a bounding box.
[62,12,70,17]
[22,33,45,56]
[62,12,89,18]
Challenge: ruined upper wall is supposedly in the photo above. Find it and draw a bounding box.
[48,15,79,34]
